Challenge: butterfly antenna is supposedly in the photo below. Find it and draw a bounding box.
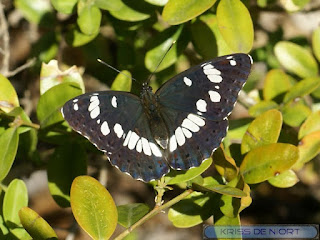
[146,40,176,85]
[97,59,138,82]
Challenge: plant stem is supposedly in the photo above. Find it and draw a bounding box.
[114,189,193,240]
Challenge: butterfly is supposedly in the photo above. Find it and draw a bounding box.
[61,53,252,182]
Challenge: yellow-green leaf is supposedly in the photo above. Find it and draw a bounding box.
[296,131,320,166]
[241,109,282,154]
[19,207,58,240]
[283,77,320,103]
[263,69,292,101]
[111,70,132,91]
[0,128,19,181]
[71,176,117,240]
[217,0,253,53]
[274,41,318,78]
[109,0,151,22]
[299,111,320,139]
[312,26,320,62]
[162,0,217,25]
[282,100,311,127]
[248,100,278,117]
[240,143,299,184]
[0,74,19,113]
[268,170,299,188]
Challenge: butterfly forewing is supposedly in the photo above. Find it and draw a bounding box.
[62,91,169,181]
[156,54,252,121]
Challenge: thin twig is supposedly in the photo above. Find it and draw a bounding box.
[0,3,35,77]
[114,189,193,240]
[5,58,36,77]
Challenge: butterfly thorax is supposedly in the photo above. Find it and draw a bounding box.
[140,83,169,150]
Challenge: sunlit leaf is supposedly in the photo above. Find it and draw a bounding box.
[263,69,292,101]
[274,41,318,78]
[117,204,149,228]
[299,111,320,139]
[71,176,117,239]
[268,170,299,188]
[240,143,299,184]
[217,0,253,53]
[0,74,19,113]
[162,0,217,25]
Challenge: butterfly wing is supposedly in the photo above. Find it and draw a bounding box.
[62,91,169,181]
[156,53,252,170]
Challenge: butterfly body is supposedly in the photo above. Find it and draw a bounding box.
[62,54,252,181]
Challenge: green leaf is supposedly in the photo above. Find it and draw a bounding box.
[296,131,320,167]
[162,0,217,25]
[36,82,82,128]
[0,74,19,113]
[48,143,87,208]
[109,0,151,22]
[227,118,251,141]
[263,69,292,101]
[217,0,253,53]
[117,204,150,228]
[14,0,52,24]
[7,107,32,134]
[283,77,320,103]
[166,158,212,185]
[312,26,320,62]
[248,100,278,117]
[0,128,19,181]
[240,143,299,184]
[77,5,101,35]
[212,146,238,181]
[282,100,311,127]
[71,176,118,240]
[145,26,188,72]
[94,0,122,11]
[111,71,132,91]
[32,32,59,64]
[145,0,168,6]
[192,183,246,198]
[65,25,99,47]
[268,170,299,188]
[274,41,318,78]
[3,180,28,228]
[168,191,216,228]
[220,176,250,217]
[214,214,240,226]
[299,111,320,139]
[241,109,282,154]
[51,0,77,14]
[40,60,85,95]
[19,207,58,240]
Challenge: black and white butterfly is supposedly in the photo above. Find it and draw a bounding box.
[61,53,252,182]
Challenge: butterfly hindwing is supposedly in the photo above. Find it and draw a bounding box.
[62,91,169,181]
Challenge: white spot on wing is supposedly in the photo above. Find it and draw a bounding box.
[196,99,207,112]
[175,127,185,146]
[111,96,117,108]
[123,130,132,146]
[182,127,192,138]
[203,64,214,70]
[114,123,124,138]
[209,90,221,102]
[141,137,151,156]
[97,119,101,124]
[136,139,142,153]
[230,60,237,66]
[101,121,110,136]
[187,114,205,126]
[183,77,192,87]
[169,135,177,152]
[207,75,223,83]
[73,99,78,103]
[181,118,200,132]
[226,56,233,59]
[90,106,100,119]
[204,68,221,75]
[149,142,162,157]
[73,103,79,111]
[90,95,99,102]
[128,132,139,150]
